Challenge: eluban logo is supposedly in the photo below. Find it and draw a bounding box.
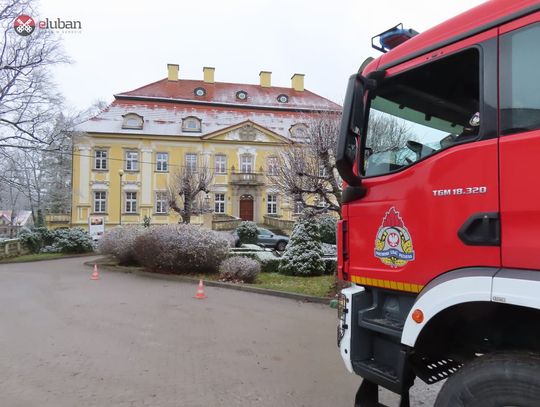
[14,15,35,36]
[13,15,82,36]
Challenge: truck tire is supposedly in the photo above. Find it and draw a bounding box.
[434,352,540,407]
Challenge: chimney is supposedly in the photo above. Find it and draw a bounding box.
[203,67,215,84]
[291,73,305,92]
[167,64,179,81]
[259,71,272,87]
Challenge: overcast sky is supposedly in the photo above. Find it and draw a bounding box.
[38,0,485,111]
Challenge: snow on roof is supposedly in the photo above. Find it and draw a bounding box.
[76,100,334,141]
[0,210,32,225]
[115,78,342,111]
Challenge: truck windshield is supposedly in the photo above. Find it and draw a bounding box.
[363,48,480,177]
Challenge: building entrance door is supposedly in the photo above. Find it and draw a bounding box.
[239,195,254,221]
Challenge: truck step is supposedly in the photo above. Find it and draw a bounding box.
[353,358,398,382]
[359,316,403,338]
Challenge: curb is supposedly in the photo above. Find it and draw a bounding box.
[0,252,98,265]
[86,257,332,305]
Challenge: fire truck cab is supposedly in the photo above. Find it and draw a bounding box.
[335,1,540,406]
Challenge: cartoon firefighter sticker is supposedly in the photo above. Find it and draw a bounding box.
[374,207,415,268]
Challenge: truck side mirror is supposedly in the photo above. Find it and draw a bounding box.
[336,74,366,187]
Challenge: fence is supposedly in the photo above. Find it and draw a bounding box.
[0,239,30,259]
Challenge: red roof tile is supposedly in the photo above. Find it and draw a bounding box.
[115,78,341,112]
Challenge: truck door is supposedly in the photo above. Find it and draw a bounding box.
[345,32,501,291]
[499,13,540,270]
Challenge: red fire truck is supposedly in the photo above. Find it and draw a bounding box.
[335,1,540,406]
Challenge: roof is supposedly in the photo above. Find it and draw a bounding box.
[76,100,326,141]
[115,78,342,112]
[77,71,342,140]
[0,210,32,225]
[371,0,540,71]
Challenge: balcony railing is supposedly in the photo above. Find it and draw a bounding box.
[230,171,265,186]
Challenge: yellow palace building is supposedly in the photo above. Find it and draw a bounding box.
[72,65,341,230]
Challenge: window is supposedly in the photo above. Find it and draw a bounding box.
[318,164,328,178]
[267,194,277,215]
[240,154,253,173]
[155,192,168,214]
[294,200,303,214]
[94,191,106,213]
[185,153,197,172]
[182,116,201,132]
[125,192,137,213]
[214,193,225,213]
[156,152,168,172]
[363,48,480,177]
[290,124,308,140]
[94,150,108,170]
[125,150,139,171]
[500,23,540,135]
[215,155,227,174]
[267,157,278,176]
[236,90,248,100]
[122,113,144,129]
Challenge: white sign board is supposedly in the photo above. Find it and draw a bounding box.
[88,216,105,240]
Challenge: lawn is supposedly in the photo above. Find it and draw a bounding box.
[253,273,334,298]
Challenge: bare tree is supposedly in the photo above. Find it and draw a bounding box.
[366,111,413,153]
[273,112,343,217]
[0,0,68,150]
[168,165,213,224]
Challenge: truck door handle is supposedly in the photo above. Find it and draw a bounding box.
[458,212,500,246]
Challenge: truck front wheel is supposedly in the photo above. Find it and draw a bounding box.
[435,352,540,407]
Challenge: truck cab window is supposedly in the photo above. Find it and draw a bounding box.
[364,48,480,177]
[500,23,540,135]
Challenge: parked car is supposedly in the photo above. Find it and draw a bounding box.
[232,227,289,251]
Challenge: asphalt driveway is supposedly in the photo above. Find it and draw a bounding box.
[0,257,438,406]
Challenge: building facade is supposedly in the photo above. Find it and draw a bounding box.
[72,65,341,229]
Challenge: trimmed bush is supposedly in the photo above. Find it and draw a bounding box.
[236,221,258,245]
[19,227,93,254]
[260,257,281,273]
[48,228,94,253]
[134,224,229,274]
[219,256,260,283]
[317,215,337,244]
[323,257,337,275]
[98,225,146,265]
[215,231,237,248]
[279,218,325,276]
[19,227,55,253]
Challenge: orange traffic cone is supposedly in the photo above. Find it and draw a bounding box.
[194,280,206,299]
[91,264,100,280]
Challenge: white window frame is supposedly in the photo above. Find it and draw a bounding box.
[319,164,328,177]
[125,192,137,213]
[122,113,144,130]
[240,154,254,173]
[156,152,168,172]
[94,150,108,170]
[267,156,278,176]
[155,191,168,214]
[182,116,202,132]
[185,153,197,172]
[215,155,227,174]
[294,200,303,214]
[214,193,226,214]
[267,194,278,215]
[125,150,139,171]
[94,191,107,213]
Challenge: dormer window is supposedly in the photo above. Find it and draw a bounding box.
[289,123,309,140]
[194,87,206,97]
[182,116,202,132]
[122,113,144,130]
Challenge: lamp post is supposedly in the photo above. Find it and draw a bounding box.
[118,169,124,225]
